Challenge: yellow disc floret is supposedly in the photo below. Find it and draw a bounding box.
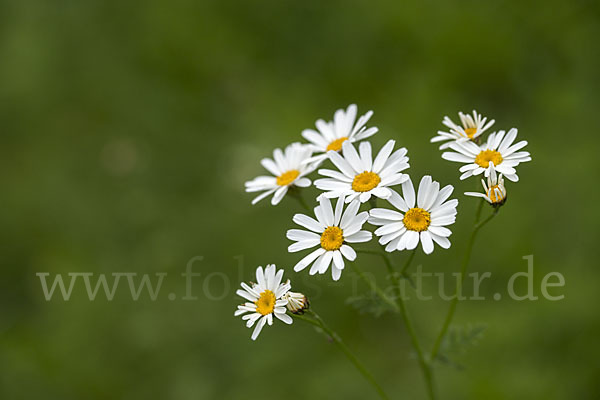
[464,127,477,139]
[326,137,348,152]
[474,150,503,168]
[320,226,344,251]
[351,171,381,192]
[403,208,431,232]
[487,185,505,204]
[255,290,276,315]
[276,169,300,186]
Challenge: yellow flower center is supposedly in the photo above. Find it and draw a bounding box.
[276,169,300,186]
[352,171,381,192]
[464,127,477,139]
[487,185,505,204]
[255,290,276,315]
[320,226,344,251]
[474,150,503,168]
[326,137,348,152]
[403,208,431,232]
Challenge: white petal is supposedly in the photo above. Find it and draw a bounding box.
[328,150,357,178]
[442,152,473,163]
[309,253,327,275]
[331,265,343,281]
[271,186,288,205]
[402,178,416,208]
[251,188,276,205]
[294,248,325,272]
[416,176,432,208]
[333,250,345,270]
[293,214,325,233]
[251,316,267,340]
[420,231,434,254]
[340,200,360,229]
[371,187,392,199]
[288,239,320,252]
[318,251,334,274]
[319,195,335,226]
[318,169,354,182]
[430,233,451,249]
[340,245,356,261]
[369,208,403,221]
[295,177,311,187]
[345,230,372,243]
[428,226,452,237]
[359,141,372,171]
[236,289,258,302]
[334,195,345,225]
[372,140,395,173]
[275,312,293,325]
[260,158,281,176]
[342,141,364,173]
[405,230,420,250]
[287,229,320,241]
[388,189,409,212]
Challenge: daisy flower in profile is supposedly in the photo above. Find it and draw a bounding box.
[431,110,495,149]
[465,166,507,207]
[302,104,378,167]
[314,140,409,203]
[287,195,372,281]
[282,291,309,314]
[235,265,293,340]
[369,176,458,254]
[245,143,314,205]
[441,128,531,182]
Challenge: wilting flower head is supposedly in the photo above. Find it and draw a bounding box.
[369,176,458,254]
[441,128,531,182]
[235,265,293,340]
[314,140,410,203]
[302,104,378,167]
[287,195,372,281]
[245,143,315,205]
[283,291,309,314]
[431,110,495,149]
[465,165,507,207]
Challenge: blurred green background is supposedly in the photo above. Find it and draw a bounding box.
[1,0,599,399]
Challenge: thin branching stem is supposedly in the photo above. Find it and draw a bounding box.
[389,249,436,400]
[429,206,499,361]
[293,310,390,400]
[350,262,399,312]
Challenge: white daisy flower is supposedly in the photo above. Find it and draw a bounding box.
[245,143,315,205]
[465,166,507,206]
[314,140,410,203]
[441,128,531,182]
[302,104,378,167]
[431,110,495,149]
[235,264,293,341]
[287,195,372,281]
[369,176,458,254]
[282,291,309,314]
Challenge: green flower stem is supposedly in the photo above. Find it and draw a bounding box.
[350,262,399,312]
[474,196,484,223]
[429,207,499,361]
[389,249,436,400]
[400,249,416,275]
[357,249,414,287]
[356,247,433,397]
[293,310,390,400]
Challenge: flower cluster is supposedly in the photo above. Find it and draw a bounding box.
[433,110,531,204]
[236,105,530,340]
